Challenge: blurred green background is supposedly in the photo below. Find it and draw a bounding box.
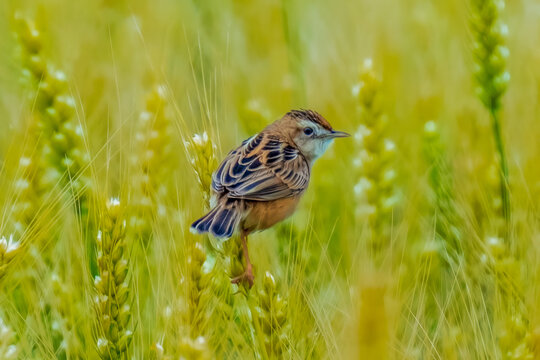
[0,0,539,359]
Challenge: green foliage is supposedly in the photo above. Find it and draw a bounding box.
[94,199,132,359]
[353,59,400,254]
[0,316,18,359]
[471,0,511,233]
[0,1,538,359]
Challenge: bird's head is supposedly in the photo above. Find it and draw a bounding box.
[279,109,349,163]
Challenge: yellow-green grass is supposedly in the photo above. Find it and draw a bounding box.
[0,0,539,359]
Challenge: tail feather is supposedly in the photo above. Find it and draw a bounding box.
[190,206,220,234]
[191,200,242,239]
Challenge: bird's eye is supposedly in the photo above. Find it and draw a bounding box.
[303,127,314,136]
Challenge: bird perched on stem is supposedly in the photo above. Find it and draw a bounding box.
[191,110,349,287]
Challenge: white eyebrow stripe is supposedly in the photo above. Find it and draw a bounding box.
[298,119,323,135]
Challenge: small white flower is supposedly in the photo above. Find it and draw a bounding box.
[354,178,373,198]
[195,336,207,346]
[75,124,84,137]
[424,121,437,135]
[0,317,8,332]
[362,58,373,71]
[53,70,67,82]
[97,338,108,349]
[108,197,121,207]
[6,344,18,358]
[156,85,167,98]
[499,46,510,59]
[480,254,488,264]
[154,341,164,354]
[351,83,361,97]
[63,95,76,108]
[139,111,152,123]
[51,320,61,332]
[354,124,371,143]
[192,132,209,147]
[486,236,500,247]
[383,139,396,153]
[499,23,509,37]
[381,169,397,185]
[19,157,31,167]
[94,294,108,304]
[0,235,20,254]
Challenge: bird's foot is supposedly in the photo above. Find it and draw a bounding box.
[231,266,254,288]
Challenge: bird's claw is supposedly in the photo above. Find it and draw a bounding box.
[231,267,254,288]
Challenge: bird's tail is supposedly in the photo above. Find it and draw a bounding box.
[190,199,243,239]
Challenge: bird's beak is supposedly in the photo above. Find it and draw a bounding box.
[329,130,350,138]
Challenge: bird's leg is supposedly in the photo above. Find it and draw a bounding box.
[231,231,254,288]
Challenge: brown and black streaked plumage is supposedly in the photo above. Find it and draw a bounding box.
[191,109,349,287]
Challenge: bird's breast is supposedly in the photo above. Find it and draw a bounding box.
[241,195,302,233]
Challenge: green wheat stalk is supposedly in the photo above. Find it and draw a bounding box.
[0,316,18,360]
[94,198,133,359]
[353,59,400,255]
[470,0,511,237]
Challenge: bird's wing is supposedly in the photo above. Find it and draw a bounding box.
[211,133,310,201]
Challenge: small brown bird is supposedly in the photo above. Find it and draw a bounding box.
[191,109,349,287]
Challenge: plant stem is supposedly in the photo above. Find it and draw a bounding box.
[490,108,511,239]
[248,298,270,360]
[281,0,306,105]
